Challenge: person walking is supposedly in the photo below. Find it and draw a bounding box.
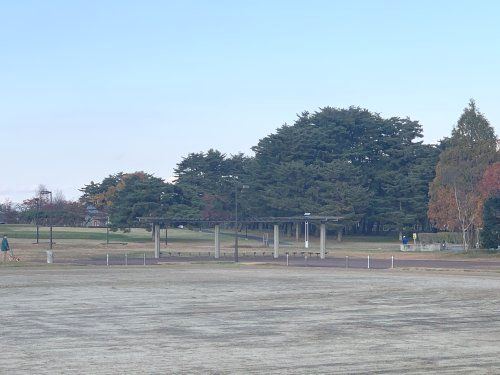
[1,235,10,262]
[402,235,409,251]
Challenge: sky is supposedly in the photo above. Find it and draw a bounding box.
[1,0,499,203]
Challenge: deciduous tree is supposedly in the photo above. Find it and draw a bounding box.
[428,100,497,250]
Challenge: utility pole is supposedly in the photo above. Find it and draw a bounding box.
[41,190,53,250]
[35,197,40,244]
[233,183,249,263]
[235,185,239,263]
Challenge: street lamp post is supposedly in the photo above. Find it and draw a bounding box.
[40,190,53,250]
[35,197,40,244]
[159,193,168,246]
[234,183,249,263]
[106,216,110,245]
[304,212,311,249]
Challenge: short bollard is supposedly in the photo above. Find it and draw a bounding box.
[125,253,128,266]
[367,255,370,269]
[286,253,289,266]
[106,253,109,267]
[305,254,308,266]
[345,255,349,269]
[46,251,53,264]
[391,255,394,269]
[143,253,146,266]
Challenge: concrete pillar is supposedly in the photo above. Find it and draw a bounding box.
[320,223,326,260]
[154,224,161,259]
[274,224,279,259]
[214,225,220,259]
[295,222,299,242]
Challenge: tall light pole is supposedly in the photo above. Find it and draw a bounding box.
[35,197,40,244]
[159,192,168,246]
[106,216,110,245]
[234,183,249,263]
[40,190,53,250]
[304,212,311,249]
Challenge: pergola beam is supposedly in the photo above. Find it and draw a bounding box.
[137,216,343,261]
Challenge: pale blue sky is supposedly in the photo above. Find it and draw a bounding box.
[1,0,499,202]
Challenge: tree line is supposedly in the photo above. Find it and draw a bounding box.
[5,101,499,248]
[2,186,86,227]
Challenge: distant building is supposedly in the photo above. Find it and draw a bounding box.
[84,205,108,227]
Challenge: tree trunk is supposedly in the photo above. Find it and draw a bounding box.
[462,229,468,252]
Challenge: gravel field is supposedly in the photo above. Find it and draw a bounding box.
[1,265,499,374]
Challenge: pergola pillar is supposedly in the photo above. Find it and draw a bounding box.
[214,224,220,259]
[154,224,161,259]
[274,224,279,259]
[320,223,326,259]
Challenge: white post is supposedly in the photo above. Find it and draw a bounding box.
[154,224,161,259]
[304,221,309,248]
[106,253,109,267]
[273,224,279,259]
[367,255,370,269]
[286,253,289,266]
[320,223,326,259]
[345,255,348,269]
[214,225,220,259]
[391,256,394,269]
[125,253,128,266]
[143,253,146,266]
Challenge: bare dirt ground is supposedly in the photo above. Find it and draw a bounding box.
[1,264,499,374]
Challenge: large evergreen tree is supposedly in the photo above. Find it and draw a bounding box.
[478,162,500,249]
[174,149,251,219]
[481,195,500,249]
[250,107,437,233]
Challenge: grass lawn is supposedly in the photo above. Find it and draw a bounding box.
[0,224,215,243]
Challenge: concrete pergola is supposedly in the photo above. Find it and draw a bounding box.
[137,216,342,261]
